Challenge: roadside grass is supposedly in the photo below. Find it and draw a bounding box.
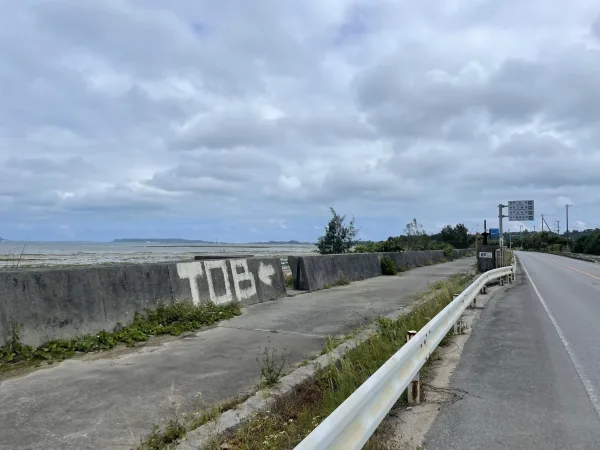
[138,394,251,450]
[284,273,295,288]
[207,273,473,450]
[137,338,289,450]
[322,274,350,289]
[0,302,241,373]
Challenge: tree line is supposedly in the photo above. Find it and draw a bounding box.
[316,208,477,256]
[517,228,600,255]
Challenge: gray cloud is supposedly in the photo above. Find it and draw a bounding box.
[1,0,600,241]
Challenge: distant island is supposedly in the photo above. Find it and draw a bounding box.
[112,238,314,245]
[250,240,314,245]
[112,238,214,243]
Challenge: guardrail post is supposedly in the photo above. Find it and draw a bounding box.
[406,330,420,404]
[453,295,462,330]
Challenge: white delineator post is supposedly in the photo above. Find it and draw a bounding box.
[406,330,420,404]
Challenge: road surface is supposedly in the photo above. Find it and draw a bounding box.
[0,258,475,450]
[426,251,600,449]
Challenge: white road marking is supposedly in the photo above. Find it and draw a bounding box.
[521,258,600,421]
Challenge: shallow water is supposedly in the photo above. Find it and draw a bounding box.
[0,241,317,268]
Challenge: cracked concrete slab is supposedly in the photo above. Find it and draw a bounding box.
[0,257,474,450]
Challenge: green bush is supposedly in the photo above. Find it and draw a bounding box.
[0,302,241,366]
[284,273,295,288]
[380,256,397,275]
[440,243,454,259]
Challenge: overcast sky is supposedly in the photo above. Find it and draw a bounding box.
[1,0,599,242]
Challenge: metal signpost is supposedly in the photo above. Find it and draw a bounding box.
[508,200,535,222]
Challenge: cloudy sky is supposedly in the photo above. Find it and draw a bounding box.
[1,0,599,242]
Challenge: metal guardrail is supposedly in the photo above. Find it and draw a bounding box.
[295,265,515,450]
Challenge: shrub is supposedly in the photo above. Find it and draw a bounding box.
[440,243,454,260]
[284,273,295,288]
[380,256,397,276]
[317,207,358,254]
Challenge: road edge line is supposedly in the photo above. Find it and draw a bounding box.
[520,257,600,421]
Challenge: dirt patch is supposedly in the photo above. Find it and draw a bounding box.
[378,282,509,449]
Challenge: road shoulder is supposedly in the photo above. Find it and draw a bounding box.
[423,261,600,450]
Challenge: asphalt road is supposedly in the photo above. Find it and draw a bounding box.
[426,251,600,449]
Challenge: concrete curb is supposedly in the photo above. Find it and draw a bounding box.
[176,269,476,449]
[176,325,379,449]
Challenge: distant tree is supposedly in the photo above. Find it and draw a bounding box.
[439,225,455,244]
[453,224,469,248]
[583,232,600,255]
[438,223,469,249]
[317,208,358,254]
[404,218,429,250]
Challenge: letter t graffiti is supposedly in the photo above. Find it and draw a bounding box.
[176,262,204,305]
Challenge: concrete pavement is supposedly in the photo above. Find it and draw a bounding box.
[0,257,475,450]
[425,252,600,449]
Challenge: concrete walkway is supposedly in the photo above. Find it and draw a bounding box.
[0,257,474,450]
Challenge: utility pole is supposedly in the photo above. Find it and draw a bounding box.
[520,225,523,247]
[555,221,560,234]
[566,204,573,247]
[542,215,552,232]
[533,225,536,232]
[499,203,507,247]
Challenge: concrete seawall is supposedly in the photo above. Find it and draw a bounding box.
[0,257,286,347]
[288,250,473,291]
[453,248,474,259]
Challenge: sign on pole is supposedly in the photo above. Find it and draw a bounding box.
[489,228,500,239]
[508,200,534,221]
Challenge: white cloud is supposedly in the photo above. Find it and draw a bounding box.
[1,0,599,241]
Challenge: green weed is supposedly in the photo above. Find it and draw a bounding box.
[258,342,288,388]
[322,274,350,289]
[284,274,295,289]
[211,274,473,449]
[0,302,241,369]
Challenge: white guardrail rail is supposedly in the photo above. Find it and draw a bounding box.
[295,263,516,450]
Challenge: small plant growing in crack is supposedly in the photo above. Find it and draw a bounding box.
[257,340,288,388]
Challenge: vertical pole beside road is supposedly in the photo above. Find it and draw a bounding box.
[520,225,523,247]
[498,204,505,246]
[499,204,507,269]
[566,204,572,251]
[542,214,544,231]
[406,330,420,404]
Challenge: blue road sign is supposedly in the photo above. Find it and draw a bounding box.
[489,228,500,239]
